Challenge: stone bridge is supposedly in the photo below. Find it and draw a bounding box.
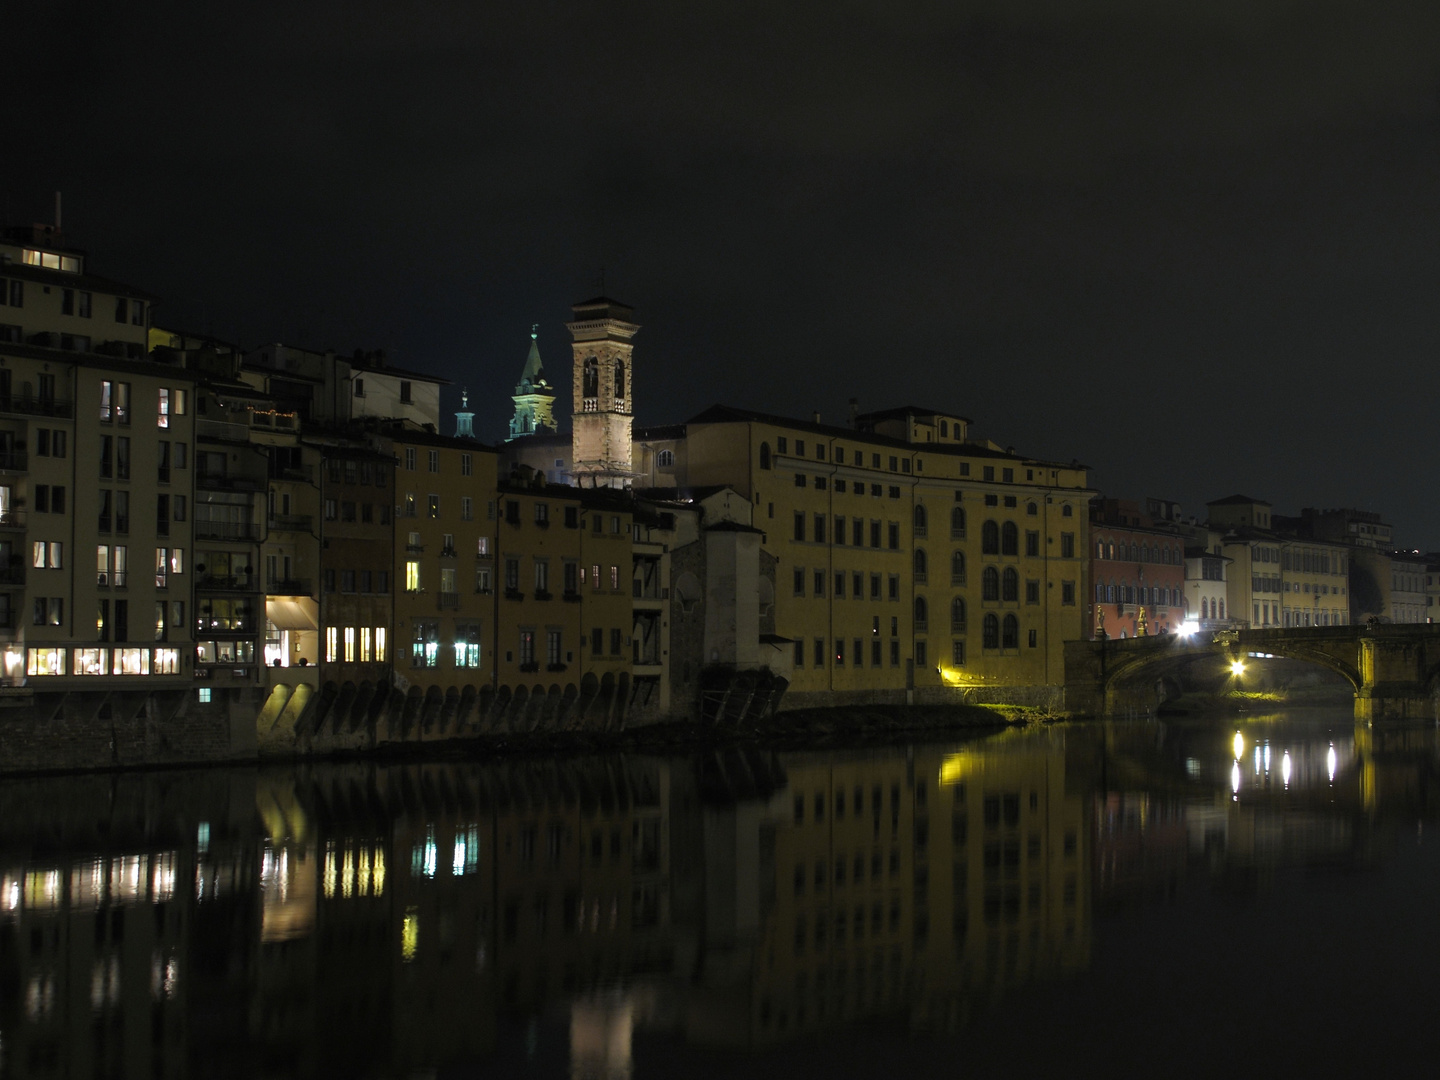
[1064,624,1440,720]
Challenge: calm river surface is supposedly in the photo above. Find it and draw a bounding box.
[3,705,1438,1078]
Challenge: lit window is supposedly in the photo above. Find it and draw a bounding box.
[375,627,388,661]
[344,627,356,663]
[406,561,420,591]
[158,388,170,428]
[325,627,338,663]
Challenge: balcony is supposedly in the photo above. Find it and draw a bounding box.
[0,396,74,420]
[269,464,314,484]
[196,469,264,492]
[268,514,313,534]
[195,520,262,542]
[196,418,251,444]
[0,564,25,588]
[194,619,258,636]
[0,450,27,472]
[0,510,23,530]
[437,591,460,610]
[534,589,552,602]
[196,574,258,593]
[267,578,313,597]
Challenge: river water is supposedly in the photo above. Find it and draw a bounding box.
[2,705,1436,1078]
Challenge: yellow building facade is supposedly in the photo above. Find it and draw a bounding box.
[634,406,1093,706]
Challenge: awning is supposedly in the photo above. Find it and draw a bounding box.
[266,597,318,630]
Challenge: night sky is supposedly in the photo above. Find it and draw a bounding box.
[8,2,1440,544]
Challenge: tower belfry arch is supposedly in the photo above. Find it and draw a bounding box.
[568,297,638,489]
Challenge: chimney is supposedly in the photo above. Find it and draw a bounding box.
[849,398,858,427]
[812,411,821,424]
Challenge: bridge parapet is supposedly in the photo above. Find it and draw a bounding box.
[1064,625,1440,720]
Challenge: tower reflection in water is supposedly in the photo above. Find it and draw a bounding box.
[2,715,1415,1076]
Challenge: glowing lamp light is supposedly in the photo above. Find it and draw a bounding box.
[1176,620,1200,638]
[1230,761,1241,798]
[1230,659,1246,677]
[1233,731,1245,761]
[1281,750,1292,789]
[1327,743,1337,784]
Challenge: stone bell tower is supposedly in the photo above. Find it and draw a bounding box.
[568,296,638,489]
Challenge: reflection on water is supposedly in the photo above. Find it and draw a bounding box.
[1,707,1438,1077]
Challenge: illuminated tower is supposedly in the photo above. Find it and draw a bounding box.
[507,324,557,441]
[568,297,638,488]
[454,388,475,439]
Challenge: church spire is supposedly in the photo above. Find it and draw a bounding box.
[507,324,557,441]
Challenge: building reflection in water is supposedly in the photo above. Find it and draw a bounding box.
[1,712,1437,1076]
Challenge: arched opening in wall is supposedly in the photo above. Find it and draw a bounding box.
[1001,522,1018,556]
[541,683,563,728]
[616,672,631,726]
[982,520,999,554]
[674,571,702,614]
[1002,614,1019,649]
[579,672,601,721]
[333,681,358,734]
[350,680,376,734]
[509,685,530,729]
[951,506,966,539]
[759,442,772,470]
[400,686,424,735]
[524,682,546,728]
[757,575,775,624]
[457,684,478,729]
[313,680,339,734]
[614,359,626,408]
[599,672,617,726]
[583,357,598,401]
[561,683,579,727]
[420,685,443,733]
[485,685,509,728]
[440,686,461,733]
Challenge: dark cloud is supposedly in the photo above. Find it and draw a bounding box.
[7,0,1440,541]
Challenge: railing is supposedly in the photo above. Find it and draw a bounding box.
[194,619,258,635]
[437,592,460,610]
[195,574,257,592]
[194,520,262,541]
[0,451,27,471]
[267,579,312,597]
[268,514,312,533]
[0,396,74,419]
[0,510,24,530]
[196,469,263,492]
[195,419,250,443]
[0,565,25,587]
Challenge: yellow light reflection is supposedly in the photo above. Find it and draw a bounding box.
[1233,731,1245,761]
[372,848,386,896]
[1281,750,1292,788]
[1327,744,1337,784]
[939,753,975,786]
[1230,761,1241,798]
[401,907,419,962]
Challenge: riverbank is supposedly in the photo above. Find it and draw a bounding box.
[363,702,1037,762]
[1158,686,1353,717]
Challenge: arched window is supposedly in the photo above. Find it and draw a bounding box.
[1096,539,1105,558]
[951,597,966,632]
[1107,583,1115,603]
[657,449,674,467]
[951,550,966,585]
[582,357,599,401]
[1141,543,1150,563]
[914,596,928,630]
[1001,522,1018,556]
[983,613,1000,649]
[1096,583,1106,603]
[614,359,626,406]
[1106,543,1115,560]
[1062,504,1073,517]
[940,420,949,437]
[914,504,927,537]
[1218,600,1224,619]
[1002,614,1019,649]
[914,548,928,583]
[1002,567,1018,602]
[982,567,999,601]
[759,442,772,470]
[1026,502,1038,516]
[951,506,966,539]
[981,520,999,555]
